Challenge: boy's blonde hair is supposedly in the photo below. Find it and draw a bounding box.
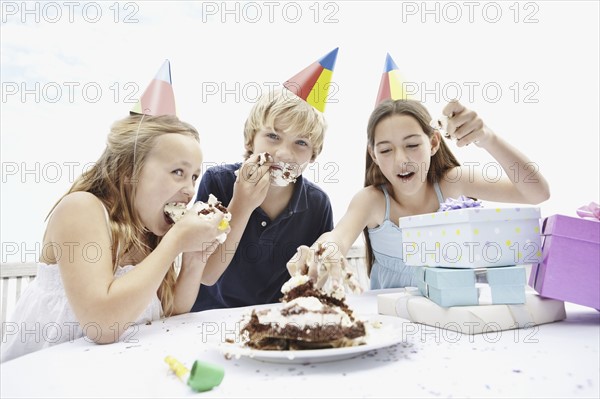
[243,89,327,161]
[49,114,200,317]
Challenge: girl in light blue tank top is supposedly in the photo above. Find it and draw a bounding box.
[368,182,445,289]
[286,98,549,293]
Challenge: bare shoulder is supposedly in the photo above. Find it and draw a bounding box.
[353,185,384,203]
[42,192,111,263]
[52,191,106,216]
[47,192,109,236]
[348,186,386,228]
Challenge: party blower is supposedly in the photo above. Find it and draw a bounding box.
[164,356,224,392]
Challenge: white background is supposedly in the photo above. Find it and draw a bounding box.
[1,1,598,263]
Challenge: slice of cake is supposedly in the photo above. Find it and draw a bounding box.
[240,244,366,350]
[164,194,232,243]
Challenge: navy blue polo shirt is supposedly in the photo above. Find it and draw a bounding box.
[191,163,334,311]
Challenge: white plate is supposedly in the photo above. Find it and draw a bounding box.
[217,314,406,364]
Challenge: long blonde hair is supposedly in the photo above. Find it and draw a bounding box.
[48,114,200,316]
[363,100,460,275]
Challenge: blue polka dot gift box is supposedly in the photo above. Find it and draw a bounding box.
[399,207,542,268]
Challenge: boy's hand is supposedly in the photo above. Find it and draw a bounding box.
[442,100,495,148]
[233,153,272,210]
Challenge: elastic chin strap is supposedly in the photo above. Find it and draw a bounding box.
[132,112,148,178]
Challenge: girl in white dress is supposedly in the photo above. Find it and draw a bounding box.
[2,114,228,362]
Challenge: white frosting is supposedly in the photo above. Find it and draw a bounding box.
[165,195,231,243]
[256,297,353,329]
[195,196,231,243]
[269,162,299,187]
[281,275,310,294]
[164,203,187,223]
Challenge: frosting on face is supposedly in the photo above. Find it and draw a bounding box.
[269,161,302,187]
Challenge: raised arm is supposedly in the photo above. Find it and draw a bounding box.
[198,155,272,285]
[441,100,550,204]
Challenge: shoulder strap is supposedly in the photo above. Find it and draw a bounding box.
[433,181,445,204]
[380,184,391,221]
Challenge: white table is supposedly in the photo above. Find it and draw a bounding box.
[1,289,599,398]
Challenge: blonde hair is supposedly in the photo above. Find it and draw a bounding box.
[243,89,327,161]
[48,114,200,316]
[363,100,460,275]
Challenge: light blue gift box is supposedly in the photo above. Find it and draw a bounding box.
[400,207,542,268]
[416,266,526,307]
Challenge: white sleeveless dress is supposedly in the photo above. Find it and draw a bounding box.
[1,204,163,363]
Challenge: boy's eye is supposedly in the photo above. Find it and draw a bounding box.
[296,140,310,147]
[173,169,184,177]
[267,132,279,140]
[192,174,199,182]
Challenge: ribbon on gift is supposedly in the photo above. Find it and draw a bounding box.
[474,269,488,284]
[394,287,422,320]
[476,283,493,305]
[576,202,600,221]
[506,302,536,327]
[474,269,492,304]
[438,195,483,212]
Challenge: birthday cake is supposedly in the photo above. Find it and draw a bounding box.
[164,194,231,243]
[240,244,366,350]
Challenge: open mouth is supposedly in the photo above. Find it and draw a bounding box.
[164,202,187,225]
[269,162,300,186]
[397,171,416,182]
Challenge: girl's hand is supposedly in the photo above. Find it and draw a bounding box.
[233,152,272,210]
[286,243,363,296]
[442,100,495,148]
[169,204,229,254]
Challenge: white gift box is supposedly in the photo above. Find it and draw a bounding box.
[399,207,542,268]
[377,287,566,335]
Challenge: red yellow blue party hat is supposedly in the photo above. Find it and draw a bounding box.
[131,59,176,116]
[283,48,339,113]
[375,53,410,107]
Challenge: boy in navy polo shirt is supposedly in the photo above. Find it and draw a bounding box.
[191,49,339,311]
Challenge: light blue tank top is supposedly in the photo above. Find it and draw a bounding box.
[368,182,445,289]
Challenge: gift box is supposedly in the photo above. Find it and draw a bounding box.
[416,266,526,307]
[529,214,600,309]
[377,287,566,335]
[399,207,542,268]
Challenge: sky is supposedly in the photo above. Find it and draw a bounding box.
[1,1,599,264]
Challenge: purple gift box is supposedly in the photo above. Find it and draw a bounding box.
[529,214,600,309]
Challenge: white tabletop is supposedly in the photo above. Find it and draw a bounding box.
[1,289,599,398]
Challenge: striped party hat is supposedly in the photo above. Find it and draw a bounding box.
[283,47,339,113]
[375,53,409,107]
[131,59,176,116]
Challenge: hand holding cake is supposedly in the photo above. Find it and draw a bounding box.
[287,242,364,299]
[164,194,232,244]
